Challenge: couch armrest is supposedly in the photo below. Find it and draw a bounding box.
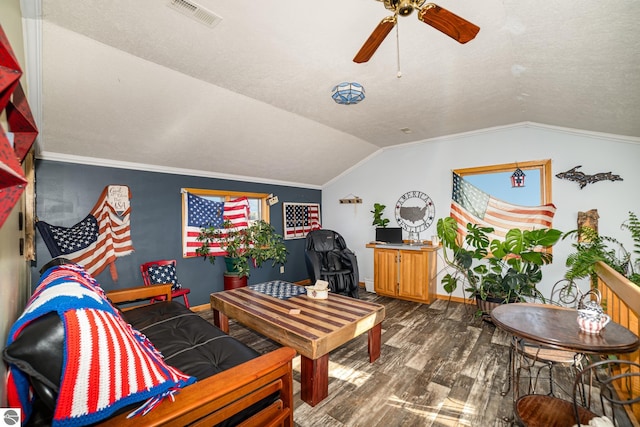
[106,284,173,306]
[97,346,296,427]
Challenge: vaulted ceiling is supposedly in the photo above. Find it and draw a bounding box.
[29,0,640,186]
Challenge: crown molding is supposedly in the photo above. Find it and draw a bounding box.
[382,122,640,152]
[322,121,639,189]
[522,122,640,144]
[37,151,322,190]
[321,149,383,188]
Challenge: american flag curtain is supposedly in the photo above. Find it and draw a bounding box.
[283,202,321,240]
[182,191,250,257]
[36,185,134,280]
[450,172,556,241]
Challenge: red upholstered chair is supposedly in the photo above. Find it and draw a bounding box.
[140,259,191,308]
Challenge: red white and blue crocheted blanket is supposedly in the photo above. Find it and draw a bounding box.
[6,264,195,427]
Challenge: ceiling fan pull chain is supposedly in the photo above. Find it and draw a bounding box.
[396,19,402,78]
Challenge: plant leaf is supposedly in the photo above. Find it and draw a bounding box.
[442,274,458,294]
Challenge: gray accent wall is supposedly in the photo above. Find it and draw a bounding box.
[33,160,320,306]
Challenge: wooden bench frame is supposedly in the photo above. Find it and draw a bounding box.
[99,285,296,427]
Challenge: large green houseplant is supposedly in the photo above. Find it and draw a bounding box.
[436,216,562,315]
[196,220,288,278]
[564,211,640,288]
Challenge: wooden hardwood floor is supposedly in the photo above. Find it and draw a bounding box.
[200,291,571,426]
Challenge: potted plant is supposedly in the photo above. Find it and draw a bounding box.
[196,220,288,280]
[564,211,640,288]
[371,203,390,228]
[436,216,562,317]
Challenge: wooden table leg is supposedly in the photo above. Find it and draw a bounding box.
[213,309,229,333]
[300,354,329,407]
[368,322,382,362]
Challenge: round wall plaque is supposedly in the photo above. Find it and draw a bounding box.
[394,191,436,233]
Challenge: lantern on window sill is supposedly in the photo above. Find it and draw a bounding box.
[511,167,526,187]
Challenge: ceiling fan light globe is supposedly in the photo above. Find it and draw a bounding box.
[398,0,414,16]
[383,0,399,12]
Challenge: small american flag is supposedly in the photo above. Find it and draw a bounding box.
[284,203,321,240]
[182,192,250,257]
[36,186,134,280]
[450,172,556,241]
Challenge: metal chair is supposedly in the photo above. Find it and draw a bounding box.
[140,259,191,308]
[502,280,588,399]
[516,359,640,426]
[520,280,590,395]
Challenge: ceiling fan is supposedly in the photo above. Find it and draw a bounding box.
[353,0,480,63]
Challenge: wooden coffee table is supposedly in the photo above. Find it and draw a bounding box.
[210,282,385,406]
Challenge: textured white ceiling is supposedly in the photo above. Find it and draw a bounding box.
[34,0,640,186]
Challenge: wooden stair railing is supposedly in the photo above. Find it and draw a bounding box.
[595,261,640,425]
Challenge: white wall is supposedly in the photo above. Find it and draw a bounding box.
[321,123,640,299]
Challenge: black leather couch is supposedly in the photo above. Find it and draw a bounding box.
[123,301,261,383]
[4,276,295,426]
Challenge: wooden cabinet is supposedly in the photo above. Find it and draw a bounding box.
[373,248,398,296]
[367,244,439,304]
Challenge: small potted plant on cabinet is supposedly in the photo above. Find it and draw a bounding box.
[371,203,390,228]
[436,216,562,318]
[196,220,288,289]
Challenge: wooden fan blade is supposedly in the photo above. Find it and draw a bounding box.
[353,16,397,63]
[418,4,480,44]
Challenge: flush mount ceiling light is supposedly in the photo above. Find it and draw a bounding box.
[331,82,365,105]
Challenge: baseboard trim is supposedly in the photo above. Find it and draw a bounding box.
[192,289,474,311]
[436,294,475,305]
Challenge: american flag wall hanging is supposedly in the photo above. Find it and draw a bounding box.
[283,202,321,240]
[182,191,250,257]
[450,172,556,242]
[36,185,134,281]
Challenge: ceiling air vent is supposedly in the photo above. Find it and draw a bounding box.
[167,0,222,28]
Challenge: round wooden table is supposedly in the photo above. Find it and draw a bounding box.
[492,303,640,426]
[491,303,640,354]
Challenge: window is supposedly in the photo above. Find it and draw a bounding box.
[182,188,270,223]
[454,159,552,206]
[181,188,271,258]
[452,159,555,252]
